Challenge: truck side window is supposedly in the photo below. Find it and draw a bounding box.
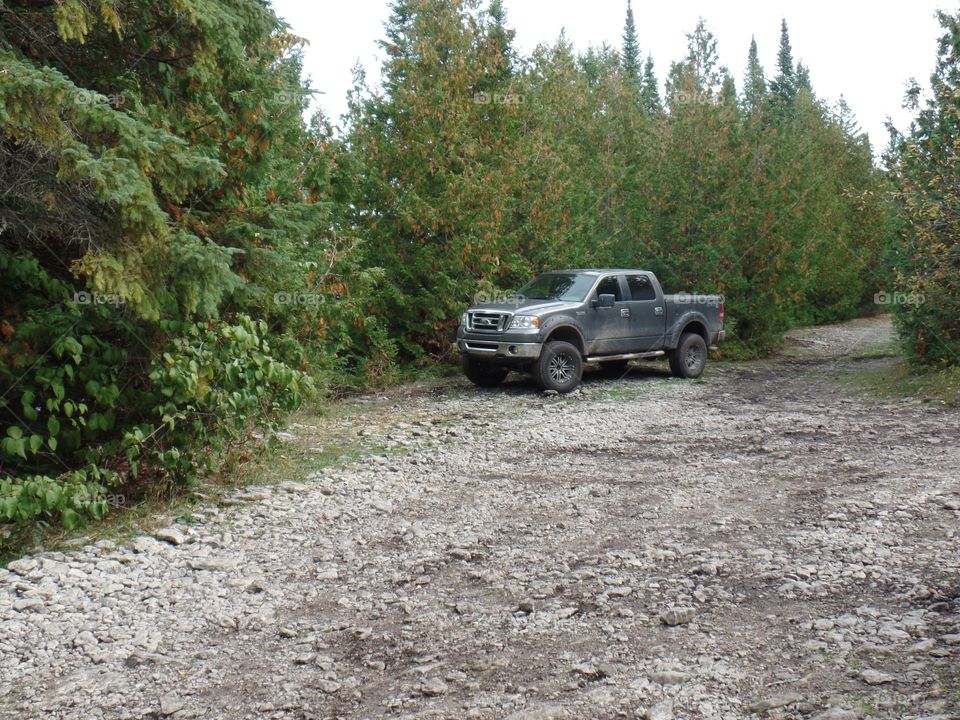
[627,275,656,301]
[596,276,622,301]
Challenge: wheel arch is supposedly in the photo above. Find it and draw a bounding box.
[543,324,585,354]
[666,311,710,348]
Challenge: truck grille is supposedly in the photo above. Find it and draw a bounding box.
[469,311,509,333]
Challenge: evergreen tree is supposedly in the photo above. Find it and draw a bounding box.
[351,0,526,354]
[742,36,767,114]
[888,10,960,366]
[796,61,812,92]
[621,1,641,83]
[769,19,797,116]
[641,55,662,113]
[667,18,723,102]
[0,0,328,535]
[834,96,863,139]
[486,0,517,83]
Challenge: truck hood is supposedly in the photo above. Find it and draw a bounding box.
[468,298,580,315]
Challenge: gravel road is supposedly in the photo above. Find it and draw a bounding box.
[1,316,958,720]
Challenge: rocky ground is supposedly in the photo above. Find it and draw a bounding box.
[1,316,958,720]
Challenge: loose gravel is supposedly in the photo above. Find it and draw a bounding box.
[1,316,957,720]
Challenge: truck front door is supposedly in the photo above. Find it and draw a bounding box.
[588,274,632,354]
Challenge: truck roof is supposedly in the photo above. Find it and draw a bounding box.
[555,269,651,275]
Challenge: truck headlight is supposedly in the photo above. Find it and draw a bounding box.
[461,312,469,327]
[509,315,540,329]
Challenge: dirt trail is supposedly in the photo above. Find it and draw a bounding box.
[1,315,958,720]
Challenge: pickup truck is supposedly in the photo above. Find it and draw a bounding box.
[457,269,724,393]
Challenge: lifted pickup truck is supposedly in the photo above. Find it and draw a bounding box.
[457,269,724,393]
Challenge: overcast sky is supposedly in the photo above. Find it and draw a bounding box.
[270,0,950,152]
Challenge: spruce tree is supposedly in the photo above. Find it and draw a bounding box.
[769,19,797,116]
[742,36,767,114]
[621,1,641,83]
[795,62,812,92]
[640,55,661,113]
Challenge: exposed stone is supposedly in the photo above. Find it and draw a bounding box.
[659,606,697,626]
[154,528,186,546]
[860,669,894,685]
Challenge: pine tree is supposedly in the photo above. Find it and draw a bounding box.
[742,36,767,114]
[769,19,797,116]
[621,1,641,83]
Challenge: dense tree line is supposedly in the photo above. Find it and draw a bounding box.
[350,1,894,358]
[886,11,960,367]
[0,0,947,543]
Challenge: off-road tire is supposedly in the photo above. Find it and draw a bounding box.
[668,332,707,379]
[534,341,583,393]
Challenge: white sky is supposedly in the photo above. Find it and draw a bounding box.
[270,0,949,152]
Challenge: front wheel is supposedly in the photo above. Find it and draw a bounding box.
[462,356,509,387]
[534,341,583,393]
[668,332,707,378]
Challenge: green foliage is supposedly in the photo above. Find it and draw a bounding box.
[743,37,767,115]
[127,316,314,484]
[0,0,332,548]
[887,10,960,367]
[352,8,893,359]
[769,19,797,117]
[0,251,312,545]
[621,1,641,83]
[0,0,902,549]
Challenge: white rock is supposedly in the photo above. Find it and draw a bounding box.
[860,669,894,685]
[155,528,186,546]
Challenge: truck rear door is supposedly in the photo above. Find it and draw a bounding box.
[624,273,666,350]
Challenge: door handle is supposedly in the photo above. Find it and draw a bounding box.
[654,307,664,316]
[620,308,630,318]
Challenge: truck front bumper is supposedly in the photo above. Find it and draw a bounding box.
[458,338,543,360]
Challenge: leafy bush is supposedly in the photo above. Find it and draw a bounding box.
[0,251,312,549]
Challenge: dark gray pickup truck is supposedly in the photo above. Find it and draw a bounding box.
[457,269,724,392]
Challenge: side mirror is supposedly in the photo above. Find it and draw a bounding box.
[593,293,616,308]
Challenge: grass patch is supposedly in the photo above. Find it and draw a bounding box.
[846,359,960,406]
[1,392,399,563]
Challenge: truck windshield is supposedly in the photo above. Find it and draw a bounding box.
[518,273,595,302]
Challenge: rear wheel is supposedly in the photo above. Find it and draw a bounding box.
[668,332,707,378]
[462,356,509,387]
[534,341,583,393]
